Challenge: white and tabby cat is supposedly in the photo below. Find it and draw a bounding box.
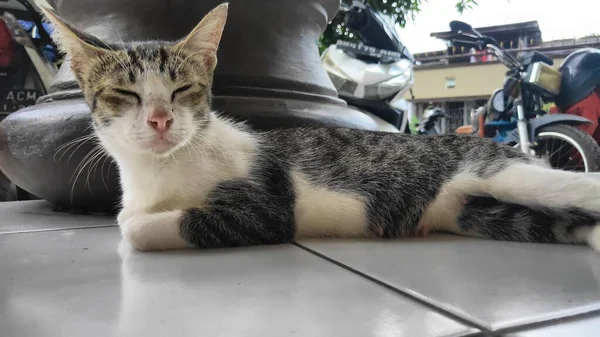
[43,4,600,251]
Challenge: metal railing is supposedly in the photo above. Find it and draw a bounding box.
[414,36,600,66]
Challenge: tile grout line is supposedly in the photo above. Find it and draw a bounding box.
[292,242,491,334]
[0,224,118,235]
[294,243,600,336]
[492,308,600,335]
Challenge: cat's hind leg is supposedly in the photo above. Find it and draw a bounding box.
[480,162,600,250]
[483,163,600,217]
[425,162,600,250]
[455,196,600,250]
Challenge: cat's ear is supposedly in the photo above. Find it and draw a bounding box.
[40,7,107,72]
[174,3,228,70]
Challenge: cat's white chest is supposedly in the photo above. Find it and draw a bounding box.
[119,153,243,214]
[106,117,260,223]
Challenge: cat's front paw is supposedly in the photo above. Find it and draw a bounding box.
[120,211,195,251]
[117,208,137,225]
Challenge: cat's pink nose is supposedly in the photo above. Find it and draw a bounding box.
[147,111,173,134]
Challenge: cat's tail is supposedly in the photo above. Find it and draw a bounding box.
[455,196,600,250]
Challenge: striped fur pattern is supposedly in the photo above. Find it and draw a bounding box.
[44,4,600,252]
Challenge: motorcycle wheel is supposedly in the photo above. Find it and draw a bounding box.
[532,124,600,173]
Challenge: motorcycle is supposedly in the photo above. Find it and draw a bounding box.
[551,49,600,146]
[321,0,417,134]
[0,0,58,201]
[450,20,600,172]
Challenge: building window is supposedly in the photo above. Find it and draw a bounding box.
[443,102,465,134]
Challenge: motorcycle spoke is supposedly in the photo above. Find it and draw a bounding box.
[539,137,585,172]
[547,139,566,159]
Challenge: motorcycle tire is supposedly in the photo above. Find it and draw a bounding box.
[534,124,600,173]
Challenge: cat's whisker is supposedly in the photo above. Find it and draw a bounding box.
[88,148,108,183]
[107,159,116,178]
[54,134,97,162]
[54,138,88,160]
[93,148,112,191]
[65,135,99,165]
[70,146,104,202]
[54,134,95,154]
[101,153,113,190]
[85,151,103,192]
[71,147,100,183]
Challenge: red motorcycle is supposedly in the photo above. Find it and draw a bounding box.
[551,49,600,146]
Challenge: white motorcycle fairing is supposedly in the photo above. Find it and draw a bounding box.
[321,45,414,101]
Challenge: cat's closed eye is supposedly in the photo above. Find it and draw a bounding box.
[113,88,142,104]
[171,84,193,101]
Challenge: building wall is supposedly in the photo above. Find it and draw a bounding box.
[406,57,566,102]
[414,99,486,134]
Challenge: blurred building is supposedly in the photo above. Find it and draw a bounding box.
[406,21,600,133]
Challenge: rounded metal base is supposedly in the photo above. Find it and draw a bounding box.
[0,0,381,212]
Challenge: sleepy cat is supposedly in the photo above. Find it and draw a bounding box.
[42,4,600,252]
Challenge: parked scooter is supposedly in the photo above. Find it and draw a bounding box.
[0,0,56,121]
[450,20,600,172]
[0,0,58,201]
[321,0,414,133]
[415,105,447,135]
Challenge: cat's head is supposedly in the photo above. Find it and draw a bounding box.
[42,4,228,157]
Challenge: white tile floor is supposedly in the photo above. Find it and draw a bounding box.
[507,315,600,336]
[1,200,600,336]
[300,237,600,331]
